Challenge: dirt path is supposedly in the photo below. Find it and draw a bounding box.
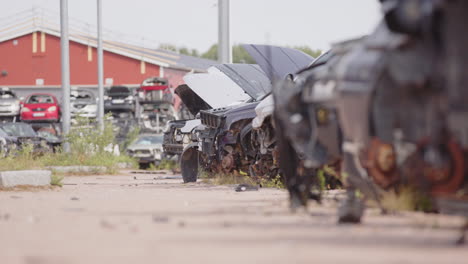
[0,171,466,264]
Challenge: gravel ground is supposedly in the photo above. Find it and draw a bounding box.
[0,170,467,264]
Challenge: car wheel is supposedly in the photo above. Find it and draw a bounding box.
[181,147,198,183]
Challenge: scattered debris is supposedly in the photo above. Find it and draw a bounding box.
[100,219,116,230]
[152,215,169,223]
[235,184,259,192]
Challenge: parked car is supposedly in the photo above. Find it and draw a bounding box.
[126,133,164,168]
[0,122,51,154]
[104,86,135,115]
[71,89,97,119]
[0,87,21,121]
[20,93,60,123]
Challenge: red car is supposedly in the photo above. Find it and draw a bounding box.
[21,93,61,122]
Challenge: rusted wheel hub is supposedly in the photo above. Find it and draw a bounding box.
[221,154,235,171]
[364,138,399,189]
[418,139,465,195]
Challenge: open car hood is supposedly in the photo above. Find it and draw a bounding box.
[175,84,212,116]
[183,68,251,109]
[241,44,314,81]
[213,64,271,101]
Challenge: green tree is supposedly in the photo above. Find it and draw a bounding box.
[191,49,199,57]
[292,46,322,58]
[178,47,190,55]
[201,44,218,61]
[159,43,177,52]
[232,45,255,64]
[201,44,256,63]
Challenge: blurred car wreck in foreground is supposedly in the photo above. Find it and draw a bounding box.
[273,0,468,226]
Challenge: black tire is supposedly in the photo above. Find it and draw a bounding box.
[181,147,199,183]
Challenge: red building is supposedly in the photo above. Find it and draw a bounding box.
[0,17,215,108]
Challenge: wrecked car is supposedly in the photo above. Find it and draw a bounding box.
[0,87,21,122]
[71,89,97,119]
[175,45,315,183]
[162,84,209,158]
[104,86,135,117]
[276,0,468,224]
[126,133,164,168]
[331,0,468,223]
[179,63,271,183]
[0,122,52,154]
[243,44,316,181]
[273,49,344,208]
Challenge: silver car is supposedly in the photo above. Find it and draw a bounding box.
[71,90,97,119]
[0,88,20,120]
[126,134,164,168]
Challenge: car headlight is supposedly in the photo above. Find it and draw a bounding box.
[10,102,20,111]
[21,107,30,113]
[182,134,190,144]
[48,106,57,112]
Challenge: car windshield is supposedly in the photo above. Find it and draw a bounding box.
[71,91,94,101]
[0,128,9,137]
[0,91,16,99]
[134,135,163,145]
[0,123,37,137]
[27,95,54,104]
[37,130,59,141]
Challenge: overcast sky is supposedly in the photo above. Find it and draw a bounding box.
[2,0,381,53]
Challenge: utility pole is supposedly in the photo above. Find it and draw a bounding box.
[60,0,71,152]
[218,0,231,63]
[97,0,104,130]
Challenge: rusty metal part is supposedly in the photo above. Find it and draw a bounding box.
[221,153,235,171]
[423,140,465,195]
[363,138,399,189]
[404,139,465,195]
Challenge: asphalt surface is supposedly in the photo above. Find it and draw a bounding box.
[0,171,467,264]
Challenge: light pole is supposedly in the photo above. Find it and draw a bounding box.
[97,0,104,130]
[218,0,231,63]
[60,0,71,152]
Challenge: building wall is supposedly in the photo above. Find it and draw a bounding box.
[0,32,161,87]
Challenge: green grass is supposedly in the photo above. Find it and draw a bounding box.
[379,186,434,212]
[50,174,64,187]
[0,115,138,178]
[201,170,285,189]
